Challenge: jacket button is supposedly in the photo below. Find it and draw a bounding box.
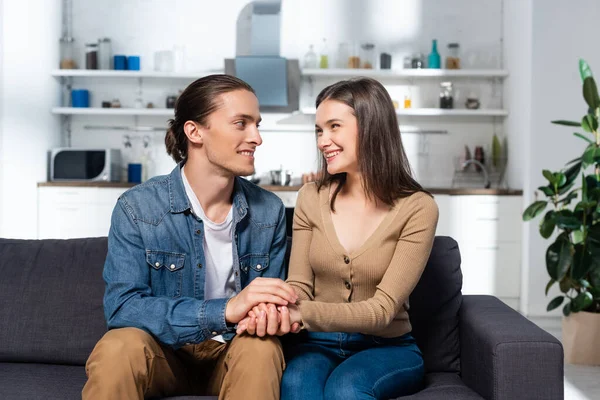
[256,264,262,270]
[212,331,218,336]
[155,262,160,267]
[344,281,351,290]
[170,264,176,270]
[195,229,201,235]
[197,263,202,268]
[344,256,350,264]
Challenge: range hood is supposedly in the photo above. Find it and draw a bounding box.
[225,0,300,113]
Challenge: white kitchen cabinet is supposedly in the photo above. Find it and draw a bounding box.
[38,187,128,239]
[433,194,523,309]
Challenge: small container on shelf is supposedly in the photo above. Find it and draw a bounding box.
[360,43,376,69]
[85,43,98,70]
[348,43,361,69]
[380,52,392,69]
[446,43,461,69]
[303,44,318,68]
[336,42,350,68]
[60,37,77,69]
[319,38,329,69]
[439,82,454,109]
[411,53,425,69]
[403,93,412,109]
[98,38,112,70]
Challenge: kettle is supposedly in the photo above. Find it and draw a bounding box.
[269,167,292,186]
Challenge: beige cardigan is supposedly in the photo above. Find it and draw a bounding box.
[286,183,438,338]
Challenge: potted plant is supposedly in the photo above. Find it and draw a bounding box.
[522,59,600,366]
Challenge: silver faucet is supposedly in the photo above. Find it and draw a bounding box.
[462,159,491,188]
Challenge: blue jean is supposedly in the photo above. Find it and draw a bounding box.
[281,331,424,400]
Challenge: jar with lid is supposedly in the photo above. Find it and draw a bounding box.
[85,43,98,70]
[360,43,376,69]
[60,37,76,69]
[411,53,425,69]
[439,82,454,109]
[446,43,461,69]
[98,38,112,70]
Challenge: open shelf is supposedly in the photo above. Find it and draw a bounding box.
[301,68,509,79]
[51,70,222,79]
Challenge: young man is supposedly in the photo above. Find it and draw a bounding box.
[83,75,297,400]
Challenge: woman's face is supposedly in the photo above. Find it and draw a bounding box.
[315,99,359,176]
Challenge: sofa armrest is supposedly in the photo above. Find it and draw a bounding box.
[459,295,563,400]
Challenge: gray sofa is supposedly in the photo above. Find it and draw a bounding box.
[0,236,563,399]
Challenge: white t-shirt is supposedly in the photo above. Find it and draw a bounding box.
[182,167,236,343]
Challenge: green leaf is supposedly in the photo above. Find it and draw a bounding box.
[563,302,572,316]
[523,201,548,221]
[554,210,581,229]
[580,59,593,81]
[559,277,572,293]
[546,234,574,280]
[552,120,582,127]
[554,173,567,187]
[574,132,594,144]
[590,267,600,289]
[538,185,555,197]
[580,279,591,288]
[566,156,582,165]
[545,279,556,295]
[564,161,583,186]
[581,114,599,133]
[571,245,593,280]
[558,181,575,196]
[540,211,556,239]
[582,144,600,167]
[557,191,579,206]
[588,187,600,202]
[572,291,594,312]
[583,77,600,110]
[582,173,589,202]
[543,170,555,184]
[547,296,564,311]
[572,230,585,244]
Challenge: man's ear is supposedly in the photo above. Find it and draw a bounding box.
[183,121,203,145]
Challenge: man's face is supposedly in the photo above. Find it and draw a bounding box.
[200,90,262,177]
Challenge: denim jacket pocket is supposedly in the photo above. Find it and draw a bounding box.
[146,250,185,298]
[239,254,270,276]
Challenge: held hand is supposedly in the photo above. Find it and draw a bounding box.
[236,303,302,336]
[225,278,298,324]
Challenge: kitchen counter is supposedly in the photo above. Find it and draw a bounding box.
[39,182,523,196]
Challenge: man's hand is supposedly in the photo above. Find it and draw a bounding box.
[225,278,298,324]
[236,303,302,336]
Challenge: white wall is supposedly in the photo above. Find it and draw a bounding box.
[0,0,62,238]
[523,0,600,317]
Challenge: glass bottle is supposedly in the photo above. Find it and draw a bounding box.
[60,37,76,69]
[428,39,441,69]
[85,43,98,70]
[404,93,412,109]
[319,38,329,69]
[303,44,318,68]
[336,42,349,68]
[98,38,111,70]
[361,43,375,69]
[446,43,461,69]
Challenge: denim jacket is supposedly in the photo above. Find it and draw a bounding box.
[103,163,288,348]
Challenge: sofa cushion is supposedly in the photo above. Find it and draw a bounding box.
[0,238,108,365]
[0,362,88,400]
[408,236,462,373]
[396,372,483,399]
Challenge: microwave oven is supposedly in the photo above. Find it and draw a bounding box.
[49,148,121,182]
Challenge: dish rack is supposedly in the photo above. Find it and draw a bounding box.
[451,156,507,189]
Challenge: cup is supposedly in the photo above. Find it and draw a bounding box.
[71,89,90,108]
[113,55,127,70]
[127,56,141,71]
[128,163,142,183]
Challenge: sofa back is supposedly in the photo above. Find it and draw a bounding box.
[409,236,462,373]
[0,236,462,372]
[0,238,108,366]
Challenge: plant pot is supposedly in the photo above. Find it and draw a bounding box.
[562,311,600,366]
